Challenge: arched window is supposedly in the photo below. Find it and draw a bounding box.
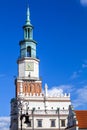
[25,29,27,38]
[28,28,30,38]
[27,46,31,57]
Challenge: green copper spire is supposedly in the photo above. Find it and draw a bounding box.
[20,3,37,59]
[26,5,31,25]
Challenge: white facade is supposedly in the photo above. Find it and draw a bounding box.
[10,86,71,130]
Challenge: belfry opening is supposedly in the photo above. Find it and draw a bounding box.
[27,46,31,57]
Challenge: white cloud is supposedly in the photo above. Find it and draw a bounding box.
[48,87,63,97]
[82,59,87,69]
[80,0,87,6]
[46,85,87,109]
[44,85,73,97]
[72,86,87,108]
[0,117,10,130]
[70,60,87,80]
[82,63,87,68]
[56,85,74,93]
[70,71,79,80]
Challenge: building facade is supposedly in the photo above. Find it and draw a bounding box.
[10,6,71,130]
[66,105,87,130]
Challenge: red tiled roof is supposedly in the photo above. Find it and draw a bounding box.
[75,110,87,128]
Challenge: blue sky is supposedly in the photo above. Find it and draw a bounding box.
[0,0,87,129]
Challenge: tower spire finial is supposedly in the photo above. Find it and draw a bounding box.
[26,0,31,25]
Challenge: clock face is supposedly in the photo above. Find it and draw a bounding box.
[25,62,34,71]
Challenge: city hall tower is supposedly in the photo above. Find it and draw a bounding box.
[16,6,42,97]
[10,5,71,130]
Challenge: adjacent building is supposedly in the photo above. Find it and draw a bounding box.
[66,105,87,130]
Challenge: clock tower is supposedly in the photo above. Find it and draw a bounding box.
[16,6,42,97]
[10,4,71,130]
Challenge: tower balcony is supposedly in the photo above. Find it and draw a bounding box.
[17,56,40,63]
[17,76,42,81]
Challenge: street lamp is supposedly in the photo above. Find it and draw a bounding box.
[56,108,60,130]
[20,105,30,130]
[32,108,35,130]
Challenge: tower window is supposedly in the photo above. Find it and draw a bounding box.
[25,29,27,38]
[27,46,31,57]
[28,28,30,38]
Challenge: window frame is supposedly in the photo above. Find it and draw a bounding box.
[37,119,42,127]
[50,119,56,127]
[61,119,65,127]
